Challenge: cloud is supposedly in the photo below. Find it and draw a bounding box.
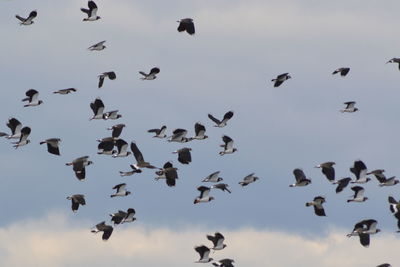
[0,212,397,267]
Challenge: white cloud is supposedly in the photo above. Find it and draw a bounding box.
[0,213,397,267]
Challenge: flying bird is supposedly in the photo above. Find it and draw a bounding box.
[90,97,105,120]
[332,67,350,76]
[12,126,31,148]
[211,183,231,193]
[386,58,400,70]
[65,156,93,181]
[111,183,131,197]
[212,259,235,267]
[39,138,61,155]
[194,245,213,263]
[155,161,178,187]
[119,165,142,177]
[194,186,214,204]
[3,118,22,139]
[315,162,335,182]
[147,125,167,138]
[350,160,370,183]
[208,111,234,128]
[203,171,223,183]
[15,10,37,25]
[110,208,136,225]
[107,124,126,139]
[271,73,291,87]
[207,232,226,250]
[103,110,122,120]
[53,88,77,95]
[347,219,380,247]
[22,89,43,107]
[333,177,352,193]
[388,196,400,232]
[112,139,131,158]
[98,71,116,88]
[130,142,156,169]
[376,264,391,267]
[347,186,368,203]
[139,67,160,80]
[168,128,189,143]
[177,18,195,35]
[368,169,399,187]
[97,137,115,155]
[290,169,311,187]
[306,196,326,216]
[219,135,237,155]
[81,1,100,21]
[173,147,192,164]
[66,194,86,213]
[340,101,358,113]
[190,122,208,140]
[88,40,106,51]
[91,221,113,241]
[239,173,259,186]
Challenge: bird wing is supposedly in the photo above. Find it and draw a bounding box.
[88,1,98,17]
[351,186,365,198]
[198,186,210,198]
[223,111,234,121]
[113,183,126,192]
[359,233,370,247]
[91,98,105,116]
[19,127,31,142]
[336,178,351,193]
[150,67,160,75]
[195,122,206,136]
[293,169,306,182]
[178,148,191,164]
[107,72,117,80]
[98,140,114,152]
[98,75,105,88]
[7,118,22,135]
[25,89,38,102]
[15,15,25,22]
[322,166,335,182]
[115,139,128,153]
[208,114,222,125]
[130,142,145,163]
[345,101,356,109]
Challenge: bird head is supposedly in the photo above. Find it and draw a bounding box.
[395,180,399,185]
[87,161,93,166]
[217,178,223,182]
[126,191,131,195]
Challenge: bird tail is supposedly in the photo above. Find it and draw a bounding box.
[305,202,313,207]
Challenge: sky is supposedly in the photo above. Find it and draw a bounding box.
[0,0,400,266]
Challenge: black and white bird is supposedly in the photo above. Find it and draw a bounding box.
[239,173,259,186]
[139,67,160,80]
[22,89,43,107]
[110,183,131,197]
[103,110,122,120]
[91,221,113,241]
[207,232,227,250]
[194,186,214,204]
[81,1,100,21]
[350,160,370,183]
[98,71,116,88]
[332,67,350,76]
[386,58,400,70]
[203,171,223,183]
[377,264,391,267]
[168,128,189,143]
[130,142,156,169]
[107,124,125,140]
[66,194,86,213]
[388,196,400,232]
[212,259,235,267]
[53,88,77,95]
[306,196,326,216]
[340,101,358,113]
[208,111,234,128]
[290,169,311,187]
[219,135,237,155]
[110,208,136,225]
[347,219,380,247]
[147,125,167,138]
[65,156,93,181]
[271,73,291,87]
[90,98,105,120]
[333,177,352,193]
[315,162,335,182]
[155,161,178,187]
[190,122,208,140]
[211,183,231,193]
[194,245,213,263]
[177,18,195,35]
[88,40,106,51]
[119,165,142,177]
[40,138,61,155]
[12,126,31,149]
[368,169,399,187]
[173,147,192,164]
[112,139,131,158]
[15,10,37,25]
[97,137,115,155]
[4,118,22,139]
[347,186,368,203]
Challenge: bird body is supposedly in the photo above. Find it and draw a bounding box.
[239,173,259,186]
[91,221,113,241]
[22,89,43,107]
[98,71,116,88]
[81,1,100,21]
[290,169,311,187]
[211,183,231,193]
[53,88,77,94]
[66,194,86,212]
[148,125,167,138]
[15,10,37,25]
[207,232,226,250]
[219,135,237,155]
[12,126,31,148]
[203,171,223,183]
[194,186,214,204]
[139,67,160,80]
[347,186,368,202]
[306,196,326,216]
[208,111,234,128]
[40,138,61,155]
[177,18,195,35]
[315,161,335,182]
[194,245,212,263]
[173,147,192,164]
[332,67,350,76]
[110,183,131,197]
[272,73,291,87]
[341,101,358,113]
[88,40,106,51]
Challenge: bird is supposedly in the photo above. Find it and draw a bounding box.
[212,259,235,267]
[110,183,131,197]
[190,122,208,140]
[239,173,259,186]
[194,245,213,263]
[22,89,43,107]
[3,118,22,139]
[219,135,237,155]
[376,264,391,267]
[271,73,291,87]
[65,156,93,181]
[208,111,234,128]
[90,97,105,120]
[306,196,326,216]
[12,126,31,149]
[155,161,178,187]
[139,67,160,80]
[110,208,136,225]
[81,1,100,21]
[315,162,335,182]
[368,169,399,187]
[290,169,311,187]
[112,139,131,158]
[130,142,156,169]
[107,124,125,139]
[168,128,189,143]
[173,147,192,164]
[333,177,352,193]
[202,171,223,183]
[340,101,358,113]
[147,125,167,138]
[39,138,61,155]
[91,221,113,241]
[88,40,106,51]
[332,67,350,76]
[386,58,400,70]
[97,137,115,155]
[119,164,142,177]
[207,232,227,250]
[103,110,122,120]
[53,88,77,95]
[98,71,116,88]
[347,219,380,247]
[350,160,370,183]
[388,196,400,232]
[66,194,86,213]
[347,186,368,203]
[211,183,231,193]
[194,186,214,204]
[15,10,37,25]
[177,18,195,35]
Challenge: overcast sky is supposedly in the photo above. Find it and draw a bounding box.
[0,0,400,266]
